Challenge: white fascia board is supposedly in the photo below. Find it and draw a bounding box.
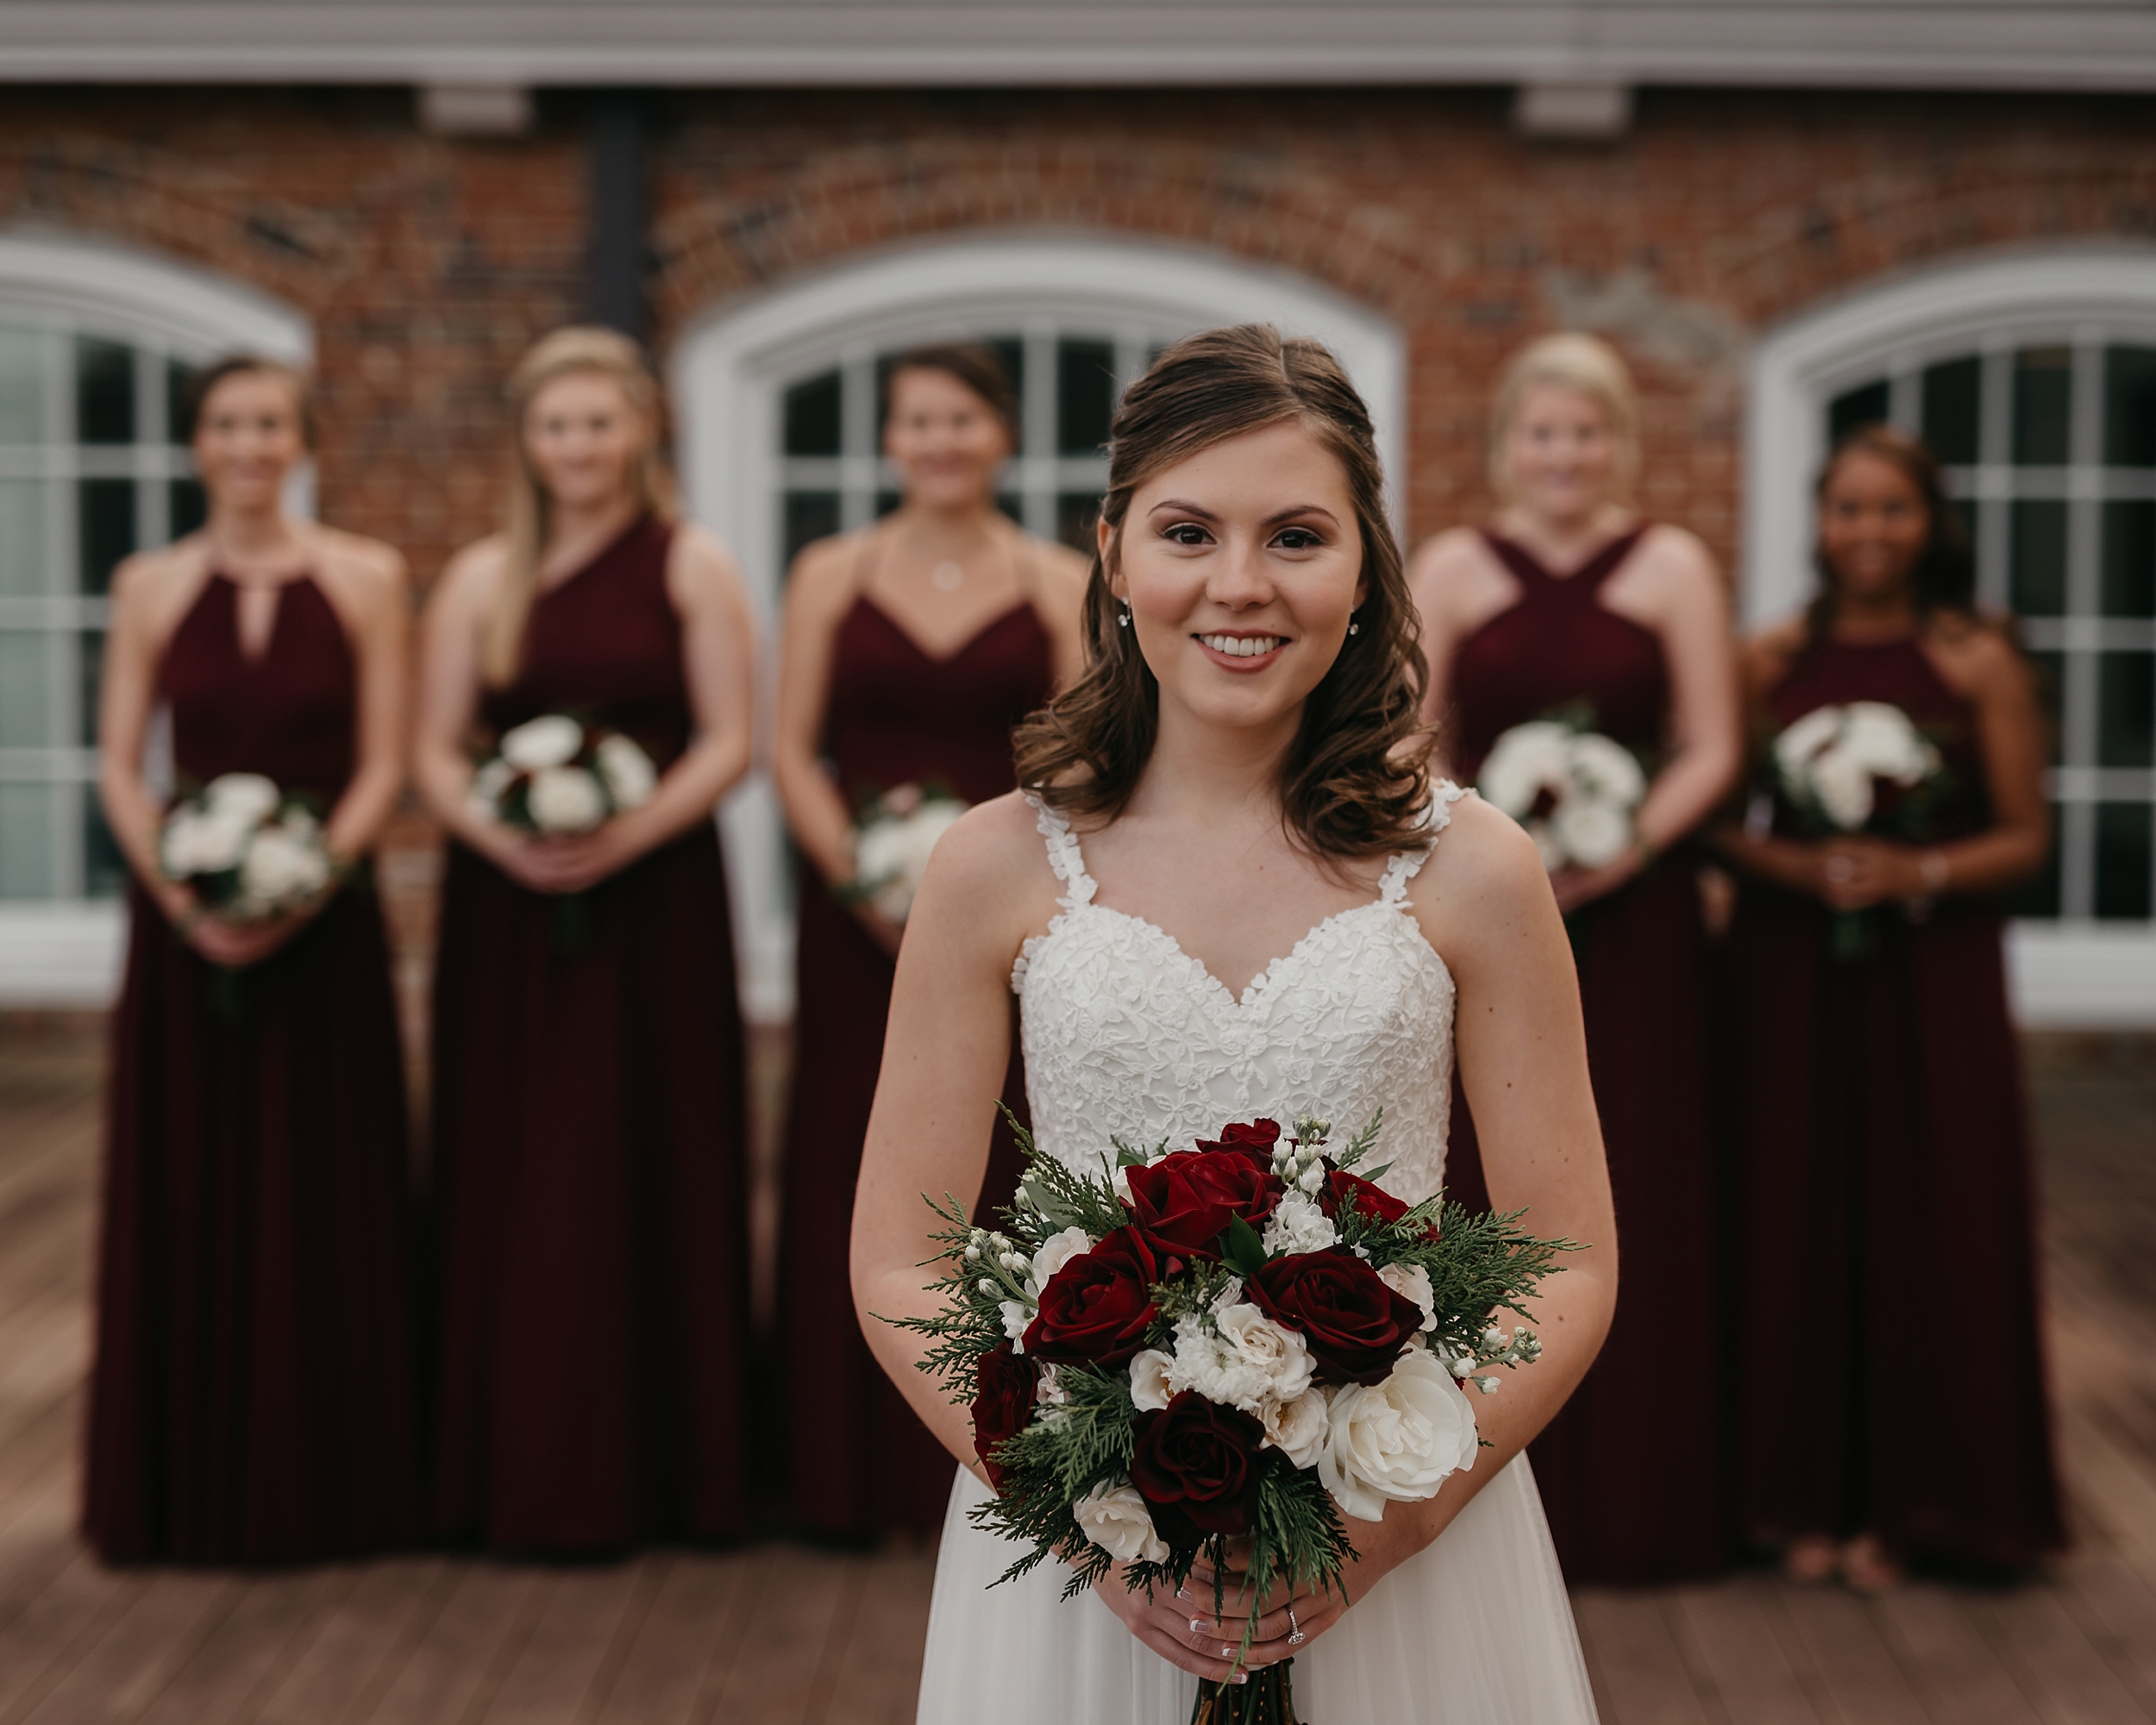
[2,5,2156,92]
[2009,925,2156,1030]
[0,904,125,1007]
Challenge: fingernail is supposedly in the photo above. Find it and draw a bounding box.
[1190,1618,1206,1634]
[1232,1673,1248,1685]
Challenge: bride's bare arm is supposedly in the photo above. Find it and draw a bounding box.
[849,792,1064,1471]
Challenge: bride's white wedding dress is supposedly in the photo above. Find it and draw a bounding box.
[912,790,1600,1723]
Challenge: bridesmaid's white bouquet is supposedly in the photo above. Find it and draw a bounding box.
[468,713,657,836]
[1772,701,1943,834]
[1478,718,1647,872]
[837,782,968,925]
[160,772,331,920]
[888,1113,1569,1723]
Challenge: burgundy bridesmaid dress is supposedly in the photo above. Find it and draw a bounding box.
[85,573,418,1564]
[429,516,750,1552]
[1443,526,1731,1584]
[778,568,1052,1540]
[1727,632,2065,1570]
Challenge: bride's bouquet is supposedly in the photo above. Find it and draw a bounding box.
[836,781,968,925]
[1478,718,1646,874]
[467,713,657,836]
[893,1112,1569,1724]
[1771,700,1950,958]
[160,772,332,921]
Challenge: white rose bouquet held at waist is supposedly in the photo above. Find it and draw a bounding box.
[467,712,658,837]
[160,772,334,922]
[835,781,968,926]
[467,713,659,949]
[1770,699,1951,959]
[1476,718,1648,875]
[887,1113,1570,1725]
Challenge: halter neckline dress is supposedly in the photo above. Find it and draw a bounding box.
[912,790,1600,1725]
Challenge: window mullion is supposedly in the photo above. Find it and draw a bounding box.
[1976,344,2014,615]
[1021,326,1056,541]
[839,350,876,533]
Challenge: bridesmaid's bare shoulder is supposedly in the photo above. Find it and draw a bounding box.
[1407,526,1495,603]
[780,527,872,633]
[1923,608,2035,706]
[428,532,511,622]
[305,525,408,630]
[105,536,215,646]
[1739,616,1808,698]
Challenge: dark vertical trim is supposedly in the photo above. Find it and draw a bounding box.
[586,91,646,341]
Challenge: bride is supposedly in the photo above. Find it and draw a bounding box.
[851,324,1614,1722]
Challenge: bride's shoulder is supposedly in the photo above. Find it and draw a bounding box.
[1404,791,1554,944]
[907,790,1069,954]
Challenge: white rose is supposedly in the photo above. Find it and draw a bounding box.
[499,713,586,771]
[594,732,658,810]
[1073,1481,1169,1565]
[1030,1226,1094,1294]
[467,757,517,820]
[1263,1387,1332,1469]
[238,825,329,913]
[527,764,608,833]
[1550,794,1634,869]
[1214,1302,1316,1405]
[1564,732,1646,809]
[1809,746,1877,831]
[204,772,280,825]
[1261,1190,1339,1257]
[1477,722,1572,819]
[1319,1349,1479,1521]
[855,798,968,926]
[1127,1347,1174,1413]
[1772,706,1845,783]
[1376,1262,1438,1333]
[161,809,251,877]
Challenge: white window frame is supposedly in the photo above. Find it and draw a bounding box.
[1743,242,2156,1026]
[0,230,311,1006]
[672,232,1406,1020]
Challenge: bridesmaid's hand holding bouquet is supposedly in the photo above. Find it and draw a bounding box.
[1477,715,1651,913]
[160,771,338,968]
[467,713,659,896]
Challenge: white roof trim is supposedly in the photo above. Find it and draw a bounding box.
[0,229,312,362]
[2,3,2154,92]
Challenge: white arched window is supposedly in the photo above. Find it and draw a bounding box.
[1744,245,2156,1025]
[0,232,310,1003]
[673,235,1406,1019]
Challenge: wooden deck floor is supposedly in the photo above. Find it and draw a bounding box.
[1,1025,2153,1723]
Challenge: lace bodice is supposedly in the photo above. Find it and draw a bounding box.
[1012,788,1467,1206]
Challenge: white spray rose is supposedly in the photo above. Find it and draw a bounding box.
[1263,1387,1332,1469]
[1567,731,1647,807]
[1000,1301,1032,1348]
[1213,1301,1316,1405]
[1127,1347,1173,1413]
[1549,794,1633,869]
[204,772,280,825]
[1319,1349,1479,1521]
[1476,722,1572,819]
[527,764,608,833]
[1030,1226,1094,1295]
[1772,706,1843,781]
[499,713,585,771]
[161,809,251,877]
[1261,1189,1339,1257]
[1165,1314,1272,1414]
[1074,1481,1169,1564]
[1376,1261,1438,1333]
[467,756,517,820]
[854,796,968,925]
[238,824,329,912]
[1808,748,1877,830]
[594,731,657,809]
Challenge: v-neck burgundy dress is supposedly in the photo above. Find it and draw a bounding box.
[85,573,418,1565]
[429,516,751,1552]
[1440,526,1731,1584]
[1726,633,2064,1569]
[777,588,1053,1539]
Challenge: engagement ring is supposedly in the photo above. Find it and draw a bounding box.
[1287,1606,1306,1647]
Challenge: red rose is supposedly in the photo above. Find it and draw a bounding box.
[1194,1119,1282,1158]
[1023,1226,1161,1366]
[1319,1168,1409,1226]
[1129,1391,1266,1542]
[1125,1149,1284,1262]
[1249,1246,1425,1385]
[971,1346,1038,1489]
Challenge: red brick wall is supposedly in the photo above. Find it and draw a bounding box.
[6,83,2153,1025]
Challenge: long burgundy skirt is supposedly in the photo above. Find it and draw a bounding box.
[429,828,750,1552]
[85,881,418,1564]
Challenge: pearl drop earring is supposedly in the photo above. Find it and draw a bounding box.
[1119,605,1131,629]
[1349,615,1361,637]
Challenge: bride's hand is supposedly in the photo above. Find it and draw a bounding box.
[1090,1562,1257,1684]
[1183,1507,1435,1659]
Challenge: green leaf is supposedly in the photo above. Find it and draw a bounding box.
[1223,1213,1269,1278]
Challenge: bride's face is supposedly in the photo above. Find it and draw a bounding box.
[1106,419,1364,737]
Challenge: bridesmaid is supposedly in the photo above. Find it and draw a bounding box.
[1713,424,2062,1587]
[87,355,417,1562]
[773,344,1085,1540]
[414,327,758,1552]
[1408,332,1742,1584]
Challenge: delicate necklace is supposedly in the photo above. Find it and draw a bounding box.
[931,560,965,592]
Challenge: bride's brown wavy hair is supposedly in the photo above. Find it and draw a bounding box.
[1013,323,1431,858]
